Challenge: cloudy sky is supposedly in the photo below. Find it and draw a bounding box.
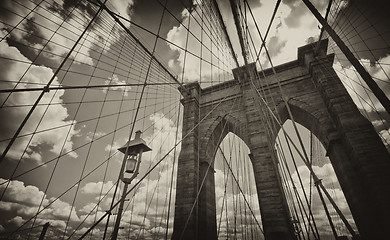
[0,0,389,239]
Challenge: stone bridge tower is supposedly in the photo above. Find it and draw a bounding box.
[172,40,390,240]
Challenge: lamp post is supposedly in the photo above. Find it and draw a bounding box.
[111,130,151,240]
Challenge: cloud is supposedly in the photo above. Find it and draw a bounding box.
[267,36,287,58]
[166,6,235,83]
[214,134,263,239]
[0,31,79,162]
[0,178,46,207]
[81,181,115,195]
[287,163,357,235]
[333,55,390,145]
[0,0,135,65]
[85,131,107,142]
[0,178,80,234]
[103,74,131,96]
[109,0,134,26]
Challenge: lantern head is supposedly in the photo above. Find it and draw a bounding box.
[118,130,152,174]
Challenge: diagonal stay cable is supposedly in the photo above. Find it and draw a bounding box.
[217,145,264,234]
[0,0,106,165]
[78,83,242,239]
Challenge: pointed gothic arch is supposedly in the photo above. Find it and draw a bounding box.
[172,40,390,240]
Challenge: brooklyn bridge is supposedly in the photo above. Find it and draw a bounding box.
[0,0,389,239]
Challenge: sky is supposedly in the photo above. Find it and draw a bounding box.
[0,0,389,239]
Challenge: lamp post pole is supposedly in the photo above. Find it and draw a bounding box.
[111,178,130,240]
[111,150,143,240]
[111,130,150,240]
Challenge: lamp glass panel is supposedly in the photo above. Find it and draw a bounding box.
[125,154,137,173]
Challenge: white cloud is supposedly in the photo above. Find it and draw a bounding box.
[103,74,131,96]
[0,178,46,206]
[333,55,390,144]
[166,7,235,83]
[81,181,115,195]
[334,55,390,113]
[287,163,357,235]
[8,216,24,227]
[0,33,79,162]
[0,0,135,66]
[109,0,134,26]
[379,129,390,146]
[0,178,80,233]
[85,131,107,142]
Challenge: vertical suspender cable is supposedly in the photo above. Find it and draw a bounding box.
[0,0,108,165]
[302,0,390,116]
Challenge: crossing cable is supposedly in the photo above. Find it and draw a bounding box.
[276,143,308,240]
[187,0,238,75]
[329,57,390,144]
[327,19,390,109]
[0,0,72,107]
[280,131,319,239]
[178,89,241,240]
[0,0,90,201]
[248,66,358,237]
[66,180,119,239]
[245,0,281,62]
[0,98,178,191]
[164,102,182,239]
[229,0,249,65]
[8,148,120,237]
[28,100,178,238]
[100,1,171,237]
[68,13,136,239]
[2,2,111,204]
[244,1,357,237]
[63,13,122,238]
[242,10,320,237]
[302,0,390,116]
[111,100,180,239]
[329,9,390,85]
[216,151,230,237]
[91,0,186,93]
[217,144,264,235]
[176,0,239,70]
[0,82,182,93]
[119,101,180,239]
[316,38,390,143]
[137,79,173,239]
[34,22,107,237]
[242,12,316,237]
[66,100,179,238]
[0,0,107,165]
[352,0,390,52]
[78,83,243,239]
[211,0,239,67]
[85,0,235,82]
[0,93,176,148]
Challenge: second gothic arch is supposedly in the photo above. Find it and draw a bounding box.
[172,40,390,240]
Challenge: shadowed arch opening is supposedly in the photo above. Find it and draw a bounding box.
[200,115,263,239]
[214,133,263,239]
[200,115,249,164]
[276,100,335,149]
[274,118,357,238]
